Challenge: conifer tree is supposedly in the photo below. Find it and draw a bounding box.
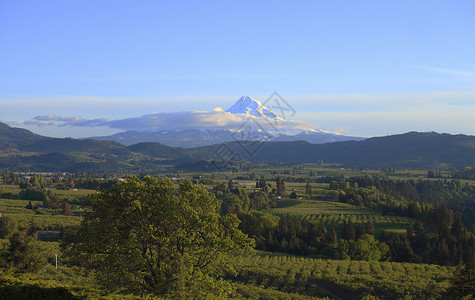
[305,181,312,198]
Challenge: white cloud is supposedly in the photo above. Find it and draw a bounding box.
[25,110,318,133]
[10,90,475,138]
[104,110,245,130]
[24,115,107,127]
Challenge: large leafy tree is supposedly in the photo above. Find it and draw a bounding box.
[336,234,390,261]
[62,176,253,298]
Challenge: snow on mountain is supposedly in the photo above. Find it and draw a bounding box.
[226,96,283,120]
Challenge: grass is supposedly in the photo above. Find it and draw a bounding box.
[271,199,378,216]
[0,184,21,194]
[270,198,411,237]
[53,189,94,198]
[1,197,81,231]
[383,228,407,234]
[0,199,40,216]
[231,252,453,299]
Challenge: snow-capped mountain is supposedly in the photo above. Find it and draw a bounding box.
[86,96,364,147]
[226,96,283,120]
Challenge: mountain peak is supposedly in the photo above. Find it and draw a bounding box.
[226,96,283,120]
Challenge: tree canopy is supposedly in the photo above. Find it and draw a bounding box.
[62,176,254,298]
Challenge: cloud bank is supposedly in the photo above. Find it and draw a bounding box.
[24,108,317,133]
[16,90,475,138]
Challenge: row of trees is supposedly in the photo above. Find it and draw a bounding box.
[335,176,475,227]
[331,176,475,265]
[0,169,118,191]
[382,212,474,265]
[227,174,475,266]
[453,167,475,180]
[237,211,392,261]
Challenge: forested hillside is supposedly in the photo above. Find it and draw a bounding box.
[2,122,475,171]
[199,132,475,169]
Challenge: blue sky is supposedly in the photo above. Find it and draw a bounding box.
[1,0,474,138]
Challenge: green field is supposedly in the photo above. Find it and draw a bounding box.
[269,198,410,237]
[230,252,453,299]
[1,168,472,299]
[272,199,378,216]
[0,197,82,230]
